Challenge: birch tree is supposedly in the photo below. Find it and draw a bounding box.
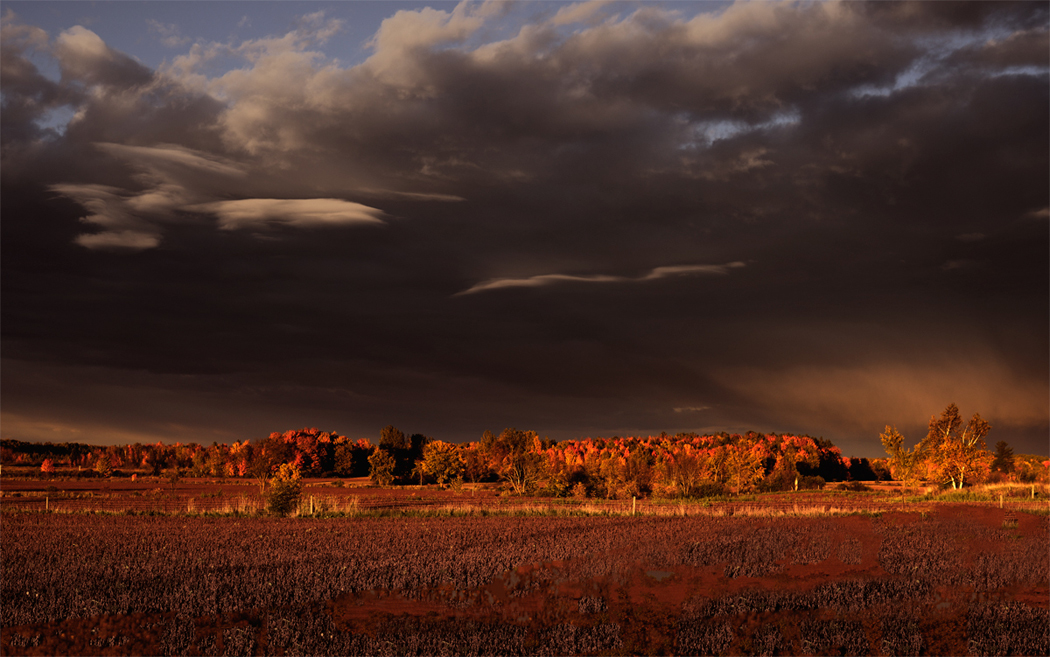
[922,403,991,489]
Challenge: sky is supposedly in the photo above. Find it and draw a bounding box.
[1,1,1047,457]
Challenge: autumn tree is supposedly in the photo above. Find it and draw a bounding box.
[880,425,924,484]
[422,440,464,487]
[723,439,766,493]
[94,453,113,477]
[40,458,55,477]
[502,450,545,495]
[761,435,820,492]
[249,445,279,494]
[597,449,652,499]
[921,403,992,489]
[460,443,490,483]
[494,428,546,494]
[653,448,711,498]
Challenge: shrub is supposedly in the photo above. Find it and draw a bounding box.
[94,454,113,478]
[692,482,728,498]
[798,475,825,490]
[837,481,870,492]
[267,464,303,516]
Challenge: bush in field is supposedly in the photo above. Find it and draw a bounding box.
[40,458,55,477]
[267,464,303,516]
[837,481,870,492]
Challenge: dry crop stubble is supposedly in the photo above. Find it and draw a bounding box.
[1,506,1047,655]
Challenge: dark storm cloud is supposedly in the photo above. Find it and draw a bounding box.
[2,2,1047,455]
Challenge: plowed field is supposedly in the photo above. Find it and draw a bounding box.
[2,504,1047,655]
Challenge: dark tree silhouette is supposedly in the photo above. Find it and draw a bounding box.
[991,441,1015,473]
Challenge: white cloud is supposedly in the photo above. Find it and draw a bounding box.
[50,145,250,249]
[95,143,245,179]
[52,146,384,247]
[54,25,110,71]
[50,183,134,229]
[1,10,50,51]
[75,230,160,250]
[50,183,162,251]
[457,261,745,295]
[643,262,745,279]
[53,25,151,87]
[192,198,385,230]
[364,1,491,87]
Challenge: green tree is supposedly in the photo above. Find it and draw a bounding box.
[368,448,396,486]
[267,463,302,516]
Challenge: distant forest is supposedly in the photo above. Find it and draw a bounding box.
[2,421,1046,496]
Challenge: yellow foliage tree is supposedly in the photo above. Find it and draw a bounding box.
[921,404,992,489]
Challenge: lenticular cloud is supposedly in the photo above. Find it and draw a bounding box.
[193,198,386,230]
[457,262,745,295]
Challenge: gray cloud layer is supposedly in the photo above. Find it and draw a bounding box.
[2,1,1047,455]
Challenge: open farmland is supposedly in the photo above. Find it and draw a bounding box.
[3,504,1048,656]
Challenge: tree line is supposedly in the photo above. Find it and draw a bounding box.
[5,408,1046,495]
[4,427,877,497]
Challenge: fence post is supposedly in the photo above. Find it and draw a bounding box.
[46,496,49,512]
[632,496,636,516]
